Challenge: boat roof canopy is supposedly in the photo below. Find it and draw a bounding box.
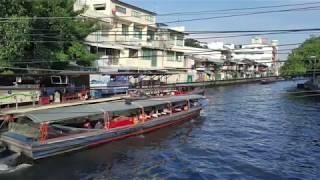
[24,95,204,123]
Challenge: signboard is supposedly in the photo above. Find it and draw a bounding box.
[90,74,110,88]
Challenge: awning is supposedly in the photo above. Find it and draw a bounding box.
[85,42,123,50]
[192,55,225,65]
[23,95,204,123]
[121,45,141,50]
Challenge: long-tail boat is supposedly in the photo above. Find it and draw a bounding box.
[0,95,207,160]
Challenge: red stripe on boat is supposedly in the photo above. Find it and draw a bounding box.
[88,112,198,147]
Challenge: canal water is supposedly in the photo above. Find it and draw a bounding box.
[2,81,320,180]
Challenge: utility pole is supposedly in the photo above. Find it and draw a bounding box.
[310,56,317,84]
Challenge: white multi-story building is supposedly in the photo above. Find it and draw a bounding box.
[230,37,279,75]
[74,0,203,83]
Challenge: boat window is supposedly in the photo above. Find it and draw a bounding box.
[143,104,171,120]
[8,118,39,139]
[172,101,188,113]
[190,99,200,108]
[108,109,139,129]
[16,116,34,124]
[110,109,139,118]
[55,114,104,129]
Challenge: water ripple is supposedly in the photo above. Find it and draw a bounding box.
[2,81,320,180]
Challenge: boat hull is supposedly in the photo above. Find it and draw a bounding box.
[1,108,201,160]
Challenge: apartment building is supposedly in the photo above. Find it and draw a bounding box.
[74,0,194,83]
[230,37,279,76]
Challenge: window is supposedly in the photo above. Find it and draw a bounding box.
[132,10,141,18]
[98,47,106,55]
[51,76,68,85]
[147,30,155,41]
[167,51,175,61]
[142,48,156,60]
[176,34,184,46]
[122,24,129,36]
[169,34,176,45]
[94,4,106,11]
[90,46,97,54]
[129,49,138,58]
[115,5,126,14]
[145,15,154,22]
[170,34,176,40]
[176,52,184,62]
[134,26,142,39]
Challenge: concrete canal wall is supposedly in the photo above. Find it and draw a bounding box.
[163,77,270,88]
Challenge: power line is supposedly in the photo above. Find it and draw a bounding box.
[157,1,320,16]
[7,27,320,34]
[3,44,297,64]
[1,1,320,21]
[0,32,310,44]
[2,42,301,66]
[159,6,320,24]
[190,31,320,40]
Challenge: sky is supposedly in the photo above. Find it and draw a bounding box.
[121,0,320,59]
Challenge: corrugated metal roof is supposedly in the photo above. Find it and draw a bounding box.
[24,95,204,123]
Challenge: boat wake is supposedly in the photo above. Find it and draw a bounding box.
[0,163,32,174]
[0,149,32,174]
[137,134,145,138]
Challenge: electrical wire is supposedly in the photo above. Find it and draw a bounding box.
[159,6,320,24]
[0,1,320,21]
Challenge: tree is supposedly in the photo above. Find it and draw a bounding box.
[185,38,208,49]
[25,0,98,68]
[280,37,320,76]
[0,0,98,70]
[0,0,31,67]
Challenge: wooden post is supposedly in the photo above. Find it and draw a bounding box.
[14,95,18,110]
[141,107,145,123]
[104,112,109,129]
[32,92,36,107]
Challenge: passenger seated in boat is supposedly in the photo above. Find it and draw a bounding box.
[174,107,182,112]
[191,102,198,108]
[145,112,152,120]
[183,105,189,111]
[161,110,167,115]
[133,116,139,124]
[83,119,92,129]
[157,108,167,116]
[163,108,172,114]
[94,120,103,129]
[152,112,158,118]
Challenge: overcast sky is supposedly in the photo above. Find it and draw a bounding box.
[122,0,320,59]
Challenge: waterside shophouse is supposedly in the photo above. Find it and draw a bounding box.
[74,0,198,84]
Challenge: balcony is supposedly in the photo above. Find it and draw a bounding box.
[95,56,120,68]
[115,35,175,50]
[115,36,144,46]
[81,10,113,27]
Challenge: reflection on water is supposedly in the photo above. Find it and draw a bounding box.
[2,81,320,180]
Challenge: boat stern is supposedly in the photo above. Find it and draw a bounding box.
[1,132,34,159]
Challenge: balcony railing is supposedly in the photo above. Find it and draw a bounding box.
[95,56,120,67]
[115,36,144,46]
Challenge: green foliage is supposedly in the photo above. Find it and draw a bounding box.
[0,0,31,66]
[185,38,208,49]
[281,37,320,76]
[0,0,98,69]
[67,42,99,66]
